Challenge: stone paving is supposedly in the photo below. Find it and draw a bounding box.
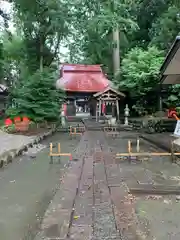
[0,130,36,156]
[0,128,56,166]
[35,131,137,240]
[0,132,80,240]
[2,124,180,240]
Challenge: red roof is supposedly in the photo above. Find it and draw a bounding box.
[56,64,110,92]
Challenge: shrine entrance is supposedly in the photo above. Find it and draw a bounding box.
[92,87,125,121]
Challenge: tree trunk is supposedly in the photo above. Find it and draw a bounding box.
[40,40,43,72]
[112,28,120,78]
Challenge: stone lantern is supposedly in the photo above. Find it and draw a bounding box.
[124,104,130,125]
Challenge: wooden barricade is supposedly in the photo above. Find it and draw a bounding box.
[104,126,119,137]
[69,126,85,137]
[116,139,180,162]
[49,143,72,163]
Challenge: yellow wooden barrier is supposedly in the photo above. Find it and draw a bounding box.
[116,139,179,162]
[69,126,85,137]
[104,126,119,137]
[49,143,72,163]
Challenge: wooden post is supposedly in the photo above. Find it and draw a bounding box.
[159,84,163,112]
[136,138,140,161]
[136,138,140,152]
[58,143,61,163]
[111,102,114,117]
[171,140,175,163]
[96,102,98,122]
[50,143,53,154]
[49,143,53,164]
[128,140,132,163]
[116,99,119,122]
[99,99,102,119]
[58,143,61,153]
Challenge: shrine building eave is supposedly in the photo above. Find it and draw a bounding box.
[93,87,125,99]
[160,36,180,84]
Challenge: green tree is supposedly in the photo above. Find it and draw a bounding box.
[150,5,180,51]
[11,0,71,73]
[0,40,3,82]
[69,0,138,78]
[129,0,171,49]
[119,46,164,96]
[1,33,25,86]
[3,0,71,121]
[6,68,64,121]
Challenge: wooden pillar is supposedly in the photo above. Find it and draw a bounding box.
[110,102,114,117]
[112,102,115,117]
[159,96,162,112]
[96,102,98,121]
[116,99,119,121]
[99,99,102,118]
[158,84,163,112]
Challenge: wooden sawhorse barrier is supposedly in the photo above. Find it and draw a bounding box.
[49,143,72,164]
[116,139,180,162]
[104,126,119,138]
[69,126,85,138]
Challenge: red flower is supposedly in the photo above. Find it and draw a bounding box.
[14,116,21,122]
[22,116,30,122]
[4,118,13,126]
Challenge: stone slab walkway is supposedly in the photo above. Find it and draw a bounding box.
[0,130,36,155]
[0,129,54,166]
[141,133,175,152]
[35,131,138,240]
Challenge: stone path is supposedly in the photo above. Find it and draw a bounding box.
[0,132,80,240]
[0,130,36,156]
[35,131,138,240]
[141,133,175,152]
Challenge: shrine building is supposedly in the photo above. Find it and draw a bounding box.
[56,63,126,119]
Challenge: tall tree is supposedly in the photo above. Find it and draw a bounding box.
[129,0,171,49]
[11,0,71,73]
[120,46,164,96]
[68,0,137,79]
[4,0,69,120]
[150,5,180,51]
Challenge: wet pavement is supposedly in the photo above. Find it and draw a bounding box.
[107,132,180,240]
[35,131,138,240]
[0,130,36,156]
[2,128,180,240]
[0,132,80,240]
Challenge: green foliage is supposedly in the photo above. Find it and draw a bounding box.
[167,85,180,108]
[129,0,171,49]
[1,0,180,116]
[68,0,138,77]
[1,33,25,86]
[0,41,4,81]
[120,46,164,96]
[1,124,16,133]
[150,5,180,51]
[6,68,64,122]
[9,0,71,73]
[0,0,69,122]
